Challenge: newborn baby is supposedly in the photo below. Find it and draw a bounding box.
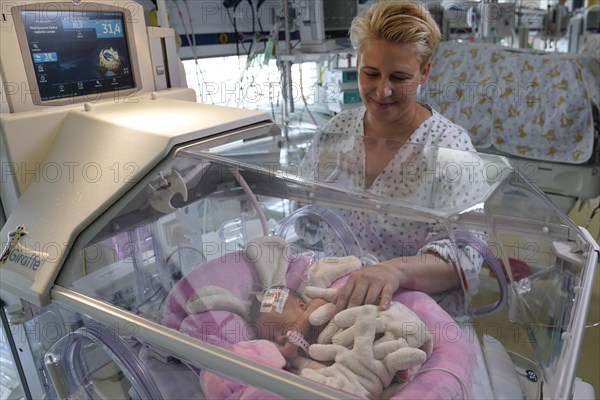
[249,285,433,399]
[249,286,328,360]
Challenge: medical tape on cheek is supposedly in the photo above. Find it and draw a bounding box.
[258,287,289,313]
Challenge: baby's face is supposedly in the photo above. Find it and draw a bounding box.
[255,299,305,345]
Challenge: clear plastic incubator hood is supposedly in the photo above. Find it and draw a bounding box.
[0,121,597,399]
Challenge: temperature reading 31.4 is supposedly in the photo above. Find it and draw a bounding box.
[101,22,122,36]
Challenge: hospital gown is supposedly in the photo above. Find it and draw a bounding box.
[300,104,488,315]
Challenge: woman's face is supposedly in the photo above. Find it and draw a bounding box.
[357,38,429,126]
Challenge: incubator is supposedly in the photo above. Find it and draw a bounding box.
[1,123,598,398]
[0,0,597,398]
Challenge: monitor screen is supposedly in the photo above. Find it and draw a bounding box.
[19,8,136,103]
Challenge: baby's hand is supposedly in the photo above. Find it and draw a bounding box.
[279,340,300,359]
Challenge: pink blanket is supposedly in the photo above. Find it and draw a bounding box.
[162,254,475,399]
[390,291,474,399]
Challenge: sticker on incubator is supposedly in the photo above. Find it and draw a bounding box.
[0,225,48,272]
[525,369,538,382]
[257,287,289,314]
[1,225,28,264]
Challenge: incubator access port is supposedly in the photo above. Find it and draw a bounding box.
[88,363,130,398]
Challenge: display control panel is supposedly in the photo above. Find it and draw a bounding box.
[17,8,135,103]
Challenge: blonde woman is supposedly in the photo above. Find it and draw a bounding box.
[303,0,486,317]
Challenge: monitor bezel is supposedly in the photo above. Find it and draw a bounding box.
[12,2,143,106]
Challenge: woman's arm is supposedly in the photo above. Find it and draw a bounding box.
[331,253,459,314]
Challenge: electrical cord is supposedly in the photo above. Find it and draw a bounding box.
[182,0,196,49]
[255,0,265,37]
[297,63,319,128]
[247,0,256,38]
[223,0,242,8]
[173,0,214,103]
[226,7,243,59]
[230,167,269,236]
[224,5,253,108]
[183,0,209,89]
[172,1,193,57]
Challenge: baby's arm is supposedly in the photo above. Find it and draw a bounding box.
[287,355,327,373]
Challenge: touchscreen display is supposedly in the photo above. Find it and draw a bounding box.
[21,10,135,102]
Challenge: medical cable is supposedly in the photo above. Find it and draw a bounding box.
[225,6,243,58]
[173,0,213,104]
[230,167,269,236]
[224,7,255,107]
[246,0,256,57]
[172,0,192,48]
[182,0,196,49]
[297,63,319,128]
[172,1,193,61]
[431,231,599,328]
[426,231,508,317]
[264,20,283,123]
[182,0,208,94]
[254,0,266,35]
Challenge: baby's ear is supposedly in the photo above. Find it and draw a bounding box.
[296,298,307,310]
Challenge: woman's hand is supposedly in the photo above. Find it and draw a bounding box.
[331,261,409,314]
[331,253,459,315]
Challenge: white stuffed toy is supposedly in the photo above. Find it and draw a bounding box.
[301,303,432,400]
[186,285,251,320]
[301,303,431,399]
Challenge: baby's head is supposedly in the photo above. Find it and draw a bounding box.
[249,285,307,345]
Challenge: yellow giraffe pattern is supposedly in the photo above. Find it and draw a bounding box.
[428,42,593,164]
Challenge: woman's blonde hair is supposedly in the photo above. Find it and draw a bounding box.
[349,0,441,65]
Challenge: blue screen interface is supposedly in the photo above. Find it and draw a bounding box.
[21,10,135,101]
